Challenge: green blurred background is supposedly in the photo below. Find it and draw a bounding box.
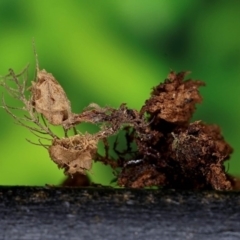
[0,0,240,186]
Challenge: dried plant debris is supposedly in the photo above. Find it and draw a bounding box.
[0,56,237,191]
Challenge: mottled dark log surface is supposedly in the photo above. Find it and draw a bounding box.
[0,186,240,240]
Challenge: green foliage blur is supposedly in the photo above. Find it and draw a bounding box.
[0,1,240,186]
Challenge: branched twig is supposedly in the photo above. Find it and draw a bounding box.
[1,66,58,139]
[26,138,50,149]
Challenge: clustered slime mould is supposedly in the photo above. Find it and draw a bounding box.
[0,48,237,190]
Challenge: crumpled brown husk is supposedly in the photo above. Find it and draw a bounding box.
[31,69,72,126]
[49,134,97,175]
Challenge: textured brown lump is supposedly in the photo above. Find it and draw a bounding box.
[49,134,97,175]
[118,71,234,190]
[141,71,205,123]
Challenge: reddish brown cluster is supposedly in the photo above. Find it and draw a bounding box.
[117,71,234,190]
[141,71,205,123]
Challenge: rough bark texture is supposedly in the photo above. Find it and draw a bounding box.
[0,187,240,240]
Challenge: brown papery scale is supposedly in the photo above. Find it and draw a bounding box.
[49,134,97,175]
[30,48,72,126]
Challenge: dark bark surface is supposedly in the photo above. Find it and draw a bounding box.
[0,186,240,240]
